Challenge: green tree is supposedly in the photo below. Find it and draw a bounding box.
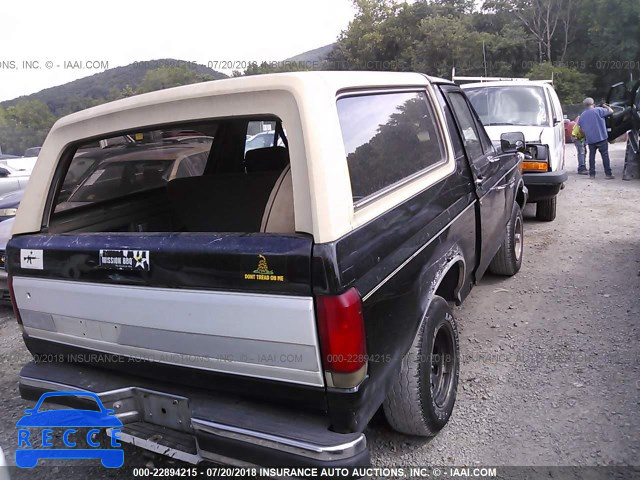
[5,99,56,132]
[483,0,576,63]
[572,0,640,92]
[242,61,313,76]
[527,62,594,104]
[0,99,56,155]
[137,66,214,94]
[411,13,496,77]
[327,0,413,71]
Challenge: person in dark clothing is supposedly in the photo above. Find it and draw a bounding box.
[577,97,614,179]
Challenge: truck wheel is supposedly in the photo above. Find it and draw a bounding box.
[383,295,459,436]
[535,197,557,221]
[489,204,523,276]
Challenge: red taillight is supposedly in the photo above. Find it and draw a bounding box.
[316,287,366,374]
[8,274,22,325]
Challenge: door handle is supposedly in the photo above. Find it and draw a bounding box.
[475,177,484,186]
[487,156,499,163]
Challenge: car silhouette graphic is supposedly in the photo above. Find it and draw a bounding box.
[15,391,123,468]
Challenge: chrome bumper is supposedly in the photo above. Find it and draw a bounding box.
[19,362,369,467]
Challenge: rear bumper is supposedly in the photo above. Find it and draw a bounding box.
[523,170,568,202]
[18,361,370,468]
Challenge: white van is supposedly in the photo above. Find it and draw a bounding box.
[462,80,567,221]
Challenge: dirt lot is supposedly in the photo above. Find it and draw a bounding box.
[0,143,638,478]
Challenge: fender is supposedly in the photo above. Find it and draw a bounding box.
[410,245,467,353]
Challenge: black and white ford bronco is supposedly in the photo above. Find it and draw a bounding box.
[8,72,527,468]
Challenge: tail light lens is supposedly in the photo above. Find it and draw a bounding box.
[8,274,23,325]
[316,287,366,374]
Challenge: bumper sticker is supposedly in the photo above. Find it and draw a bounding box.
[99,250,150,271]
[20,249,44,270]
[244,254,284,282]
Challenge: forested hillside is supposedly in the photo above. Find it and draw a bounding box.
[0,60,226,155]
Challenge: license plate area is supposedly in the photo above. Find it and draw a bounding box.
[135,389,191,432]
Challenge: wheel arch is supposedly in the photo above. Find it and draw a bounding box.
[411,248,467,351]
[433,255,466,306]
[515,179,527,209]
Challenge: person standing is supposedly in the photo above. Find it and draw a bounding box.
[577,97,614,179]
[571,116,588,174]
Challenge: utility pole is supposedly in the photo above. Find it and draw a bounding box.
[482,41,488,77]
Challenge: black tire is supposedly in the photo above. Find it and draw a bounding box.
[383,295,459,436]
[489,204,523,276]
[536,197,557,221]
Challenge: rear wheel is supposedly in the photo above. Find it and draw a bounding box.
[536,197,557,221]
[489,204,523,276]
[383,295,459,436]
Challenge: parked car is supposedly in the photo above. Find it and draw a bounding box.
[0,164,29,196]
[462,81,567,221]
[0,217,15,305]
[0,156,37,175]
[8,72,527,468]
[0,189,22,222]
[244,130,284,154]
[23,147,42,157]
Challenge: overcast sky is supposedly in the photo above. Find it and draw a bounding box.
[0,0,357,101]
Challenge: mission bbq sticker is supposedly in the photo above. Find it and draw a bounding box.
[99,250,150,271]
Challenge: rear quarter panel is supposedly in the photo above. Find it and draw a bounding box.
[313,151,476,432]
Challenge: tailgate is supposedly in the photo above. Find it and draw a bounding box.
[7,232,324,387]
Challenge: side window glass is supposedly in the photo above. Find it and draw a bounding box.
[547,89,558,123]
[337,90,446,204]
[472,110,495,154]
[435,88,465,158]
[448,92,484,160]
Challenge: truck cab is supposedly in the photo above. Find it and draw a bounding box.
[8,72,526,468]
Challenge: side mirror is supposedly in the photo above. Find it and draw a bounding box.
[0,167,9,177]
[500,132,526,153]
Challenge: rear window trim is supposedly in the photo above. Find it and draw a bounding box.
[335,87,450,210]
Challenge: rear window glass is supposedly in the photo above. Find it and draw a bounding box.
[337,91,446,204]
[50,117,294,235]
[55,124,216,211]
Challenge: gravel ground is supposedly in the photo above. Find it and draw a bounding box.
[367,142,640,467]
[0,143,638,478]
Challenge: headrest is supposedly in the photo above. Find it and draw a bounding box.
[244,146,289,172]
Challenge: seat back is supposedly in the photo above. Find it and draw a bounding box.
[244,147,289,172]
[261,166,294,233]
[167,171,281,232]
